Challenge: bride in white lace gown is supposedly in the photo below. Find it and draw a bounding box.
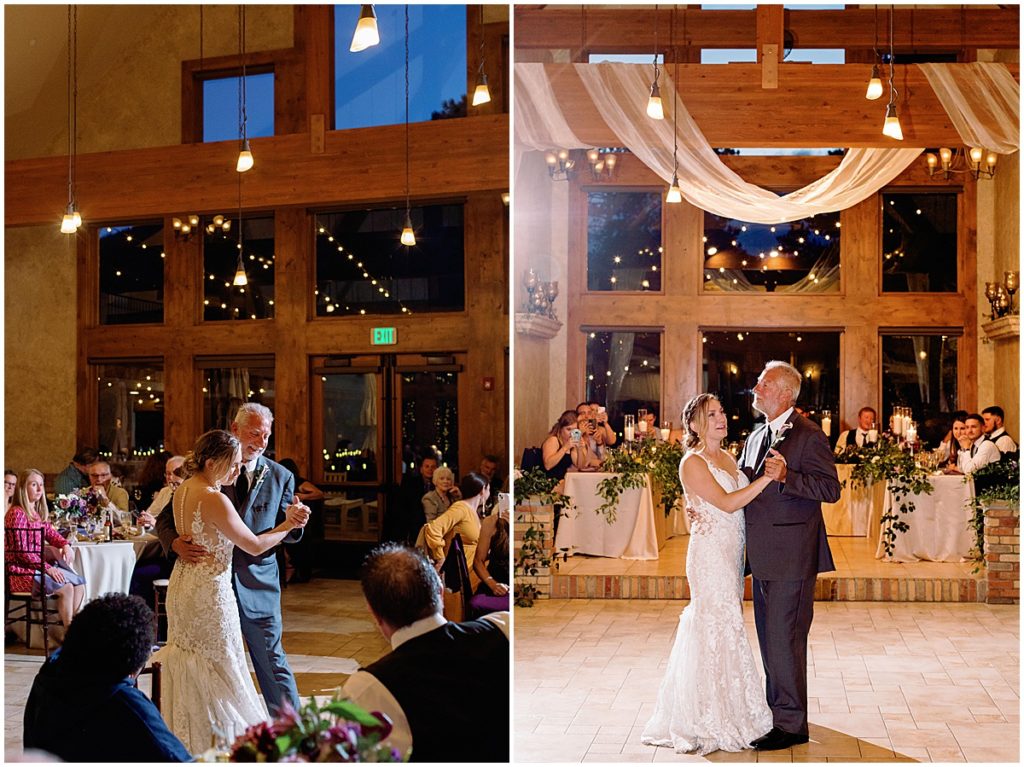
[642,394,774,755]
[152,430,307,754]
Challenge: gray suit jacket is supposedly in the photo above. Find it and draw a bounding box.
[740,412,839,581]
[156,456,299,618]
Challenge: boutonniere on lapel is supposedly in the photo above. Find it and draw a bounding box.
[249,464,270,497]
[770,422,794,450]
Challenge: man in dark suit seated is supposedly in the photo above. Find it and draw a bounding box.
[343,543,509,763]
[23,593,191,763]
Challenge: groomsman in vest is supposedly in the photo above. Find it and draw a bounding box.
[834,407,878,450]
[343,543,509,763]
[956,413,1001,473]
[981,406,1017,454]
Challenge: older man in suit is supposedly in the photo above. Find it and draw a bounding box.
[739,361,841,751]
[157,403,306,713]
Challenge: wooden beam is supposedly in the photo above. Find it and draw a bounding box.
[756,5,783,89]
[533,63,1018,148]
[5,115,509,227]
[514,7,1020,52]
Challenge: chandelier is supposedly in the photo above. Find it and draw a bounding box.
[924,147,997,180]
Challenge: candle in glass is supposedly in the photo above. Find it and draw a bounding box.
[637,409,648,433]
[623,415,635,443]
[660,421,671,441]
[821,411,832,435]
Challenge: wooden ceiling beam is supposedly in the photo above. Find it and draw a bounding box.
[538,62,1019,147]
[513,7,1020,52]
[4,115,509,228]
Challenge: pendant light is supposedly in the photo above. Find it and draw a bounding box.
[61,6,81,234]
[665,8,682,204]
[865,6,884,100]
[400,5,416,247]
[646,5,664,120]
[471,7,491,107]
[233,170,248,287]
[881,5,903,140]
[350,5,380,53]
[236,5,254,172]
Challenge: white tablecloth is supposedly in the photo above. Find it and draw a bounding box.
[554,472,659,560]
[71,540,136,604]
[822,464,886,536]
[875,475,975,563]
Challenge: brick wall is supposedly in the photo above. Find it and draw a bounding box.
[513,504,555,601]
[983,503,1020,605]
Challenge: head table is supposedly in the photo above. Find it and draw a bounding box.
[553,471,659,560]
[875,475,975,563]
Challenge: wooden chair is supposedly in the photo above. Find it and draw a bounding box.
[439,535,475,623]
[4,526,61,656]
[136,660,162,712]
[151,578,169,645]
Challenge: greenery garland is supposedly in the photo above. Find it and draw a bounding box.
[963,457,1020,571]
[838,438,933,558]
[512,468,570,607]
[596,438,685,524]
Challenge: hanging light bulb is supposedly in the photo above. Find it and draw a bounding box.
[71,209,82,229]
[666,173,682,204]
[233,254,248,286]
[400,211,416,247]
[471,72,491,106]
[882,102,903,140]
[236,138,254,172]
[865,63,884,100]
[61,7,81,235]
[350,5,380,52]
[647,79,664,120]
[61,202,78,234]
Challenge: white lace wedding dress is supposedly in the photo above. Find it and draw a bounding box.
[641,450,772,755]
[151,487,268,753]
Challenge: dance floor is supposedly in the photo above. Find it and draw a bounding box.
[4,579,389,758]
[515,598,1019,763]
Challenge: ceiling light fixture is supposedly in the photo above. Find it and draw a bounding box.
[865,6,884,100]
[350,5,380,53]
[61,6,81,234]
[646,4,664,120]
[881,6,903,141]
[400,5,416,247]
[666,8,682,204]
[236,5,254,172]
[471,7,491,107]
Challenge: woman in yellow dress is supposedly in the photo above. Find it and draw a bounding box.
[422,472,490,586]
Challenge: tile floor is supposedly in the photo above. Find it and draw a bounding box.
[4,579,390,759]
[514,599,1019,763]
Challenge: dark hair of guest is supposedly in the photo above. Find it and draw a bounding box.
[360,543,442,628]
[458,472,488,500]
[58,594,155,682]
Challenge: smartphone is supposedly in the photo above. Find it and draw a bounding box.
[570,428,582,443]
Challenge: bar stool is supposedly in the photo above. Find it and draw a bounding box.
[152,578,170,645]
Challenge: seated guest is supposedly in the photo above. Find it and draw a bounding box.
[5,469,17,510]
[389,454,438,544]
[939,410,969,469]
[542,410,592,480]
[955,413,1001,474]
[135,450,173,508]
[144,455,185,520]
[53,447,98,495]
[982,406,1017,454]
[87,460,130,522]
[478,454,504,513]
[835,407,878,449]
[5,469,86,640]
[472,509,510,615]
[422,466,459,523]
[23,593,192,762]
[585,400,617,448]
[342,543,509,763]
[574,404,608,466]
[422,473,490,578]
[131,456,184,609]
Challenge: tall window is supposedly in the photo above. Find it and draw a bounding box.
[584,330,661,437]
[198,357,276,448]
[703,210,840,293]
[882,193,957,292]
[99,223,164,324]
[203,215,275,321]
[702,331,840,441]
[587,191,662,292]
[314,204,465,316]
[881,333,958,444]
[95,361,164,459]
[203,73,274,142]
[319,372,381,483]
[334,5,467,130]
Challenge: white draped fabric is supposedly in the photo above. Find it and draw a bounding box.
[514,63,924,224]
[918,62,1020,154]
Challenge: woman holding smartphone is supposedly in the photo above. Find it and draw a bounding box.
[542,410,592,480]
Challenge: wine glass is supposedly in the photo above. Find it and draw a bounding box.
[1004,271,1018,313]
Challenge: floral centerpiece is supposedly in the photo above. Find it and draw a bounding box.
[52,486,104,527]
[229,696,403,762]
[597,438,685,524]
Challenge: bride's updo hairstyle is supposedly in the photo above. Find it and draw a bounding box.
[682,393,719,450]
[181,430,241,480]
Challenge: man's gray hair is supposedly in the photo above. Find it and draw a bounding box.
[764,360,802,403]
[234,402,274,427]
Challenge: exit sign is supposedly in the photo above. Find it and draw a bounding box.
[371,327,397,345]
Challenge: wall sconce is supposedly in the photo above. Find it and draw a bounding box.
[172,214,201,240]
[986,271,1018,319]
[545,149,575,180]
[585,149,618,181]
[924,146,997,180]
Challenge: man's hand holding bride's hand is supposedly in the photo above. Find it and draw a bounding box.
[764,449,787,482]
[172,535,209,564]
[285,496,311,528]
